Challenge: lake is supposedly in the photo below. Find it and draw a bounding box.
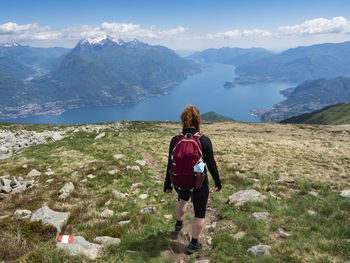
[3,63,295,124]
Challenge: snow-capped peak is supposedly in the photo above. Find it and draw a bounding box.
[80,35,124,46]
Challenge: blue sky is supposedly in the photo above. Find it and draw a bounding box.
[1,0,350,51]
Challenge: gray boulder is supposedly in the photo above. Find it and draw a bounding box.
[93,236,121,246]
[2,178,11,188]
[59,182,74,199]
[135,160,146,166]
[101,209,114,218]
[31,206,70,234]
[13,209,32,219]
[340,189,350,199]
[56,235,103,259]
[247,245,271,257]
[27,169,41,177]
[140,206,156,214]
[11,184,27,194]
[252,212,270,220]
[228,189,267,205]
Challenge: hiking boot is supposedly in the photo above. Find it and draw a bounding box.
[175,221,183,233]
[186,242,202,254]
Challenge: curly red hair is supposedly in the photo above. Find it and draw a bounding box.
[181,105,201,131]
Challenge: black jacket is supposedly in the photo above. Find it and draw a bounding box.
[163,128,222,192]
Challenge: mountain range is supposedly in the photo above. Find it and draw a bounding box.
[188,47,273,67]
[251,76,350,122]
[234,41,350,84]
[0,36,199,120]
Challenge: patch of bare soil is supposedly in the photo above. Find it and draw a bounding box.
[162,202,220,263]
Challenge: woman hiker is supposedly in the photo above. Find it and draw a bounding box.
[163,105,222,254]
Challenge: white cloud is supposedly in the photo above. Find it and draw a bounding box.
[1,16,350,49]
[207,29,271,39]
[277,16,350,36]
[0,21,187,44]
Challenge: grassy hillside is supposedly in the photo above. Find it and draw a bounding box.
[201,111,234,122]
[0,121,349,262]
[280,103,350,125]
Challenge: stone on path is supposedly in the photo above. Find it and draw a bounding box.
[140,206,155,214]
[308,191,319,197]
[0,215,9,220]
[23,164,28,168]
[13,209,32,219]
[11,184,27,194]
[194,260,210,263]
[247,178,260,183]
[31,206,70,234]
[46,179,54,183]
[130,183,142,190]
[59,182,74,194]
[307,210,316,215]
[135,160,146,166]
[108,169,119,175]
[127,165,141,172]
[139,194,148,200]
[118,220,131,225]
[56,235,103,260]
[27,169,41,177]
[164,214,173,220]
[278,229,290,238]
[113,154,125,160]
[95,132,105,140]
[252,212,270,220]
[81,179,88,183]
[87,174,96,179]
[10,177,19,187]
[59,182,74,200]
[340,189,350,199]
[101,209,114,218]
[120,212,129,216]
[228,189,267,205]
[112,190,126,199]
[45,171,55,176]
[94,236,121,246]
[247,245,271,257]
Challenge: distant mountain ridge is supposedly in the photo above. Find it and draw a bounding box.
[251,76,350,122]
[0,36,200,120]
[188,47,274,66]
[234,41,350,84]
[0,42,69,74]
[280,103,350,125]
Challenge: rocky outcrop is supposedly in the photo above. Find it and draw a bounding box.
[340,189,350,199]
[56,235,103,259]
[0,122,127,160]
[228,189,267,205]
[31,206,70,234]
[93,236,121,246]
[247,245,271,257]
[0,176,35,196]
[58,182,74,200]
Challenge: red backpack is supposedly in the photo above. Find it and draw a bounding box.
[170,132,206,190]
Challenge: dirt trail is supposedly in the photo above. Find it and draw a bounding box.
[162,202,219,263]
[137,146,221,262]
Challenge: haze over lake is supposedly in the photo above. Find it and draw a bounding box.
[2,63,295,124]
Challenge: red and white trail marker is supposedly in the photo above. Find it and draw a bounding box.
[56,235,74,244]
